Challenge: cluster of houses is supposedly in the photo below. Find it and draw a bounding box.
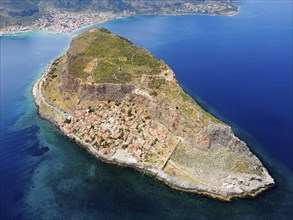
[181,2,237,15]
[62,101,171,163]
[2,8,117,34]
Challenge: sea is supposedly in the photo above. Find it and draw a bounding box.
[1,0,292,219]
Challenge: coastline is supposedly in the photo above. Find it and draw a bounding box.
[0,15,122,37]
[32,93,274,202]
[31,43,274,201]
[1,4,240,36]
[2,1,293,218]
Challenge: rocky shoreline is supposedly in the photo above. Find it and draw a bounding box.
[58,129,274,202]
[32,89,274,201]
[32,97,274,201]
[32,41,274,201]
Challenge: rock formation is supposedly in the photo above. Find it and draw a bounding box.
[33,28,274,201]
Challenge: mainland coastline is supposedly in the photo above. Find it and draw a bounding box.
[1,2,239,35]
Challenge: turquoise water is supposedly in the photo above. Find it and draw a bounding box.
[1,1,292,219]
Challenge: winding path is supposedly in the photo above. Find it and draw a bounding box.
[37,65,68,118]
[161,137,181,170]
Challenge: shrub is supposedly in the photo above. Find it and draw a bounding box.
[99,27,111,34]
[88,106,95,113]
[150,90,158,96]
[64,118,71,124]
[128,109,133,117]
[145,116,151,120]
[148,78,166,89]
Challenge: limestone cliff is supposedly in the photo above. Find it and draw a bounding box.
[33,28,274,201]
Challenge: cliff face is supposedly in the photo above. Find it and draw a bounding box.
[59,72,134,101]
[36,28,274,201]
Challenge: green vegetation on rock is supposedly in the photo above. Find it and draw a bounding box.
[67,28,161,84]
[35,28,274,201]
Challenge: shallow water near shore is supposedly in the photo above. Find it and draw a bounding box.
[1,1,292,219]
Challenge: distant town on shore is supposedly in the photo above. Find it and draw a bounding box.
[1,0,238,34]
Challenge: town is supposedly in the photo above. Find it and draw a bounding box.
[1,2,237,35]
[2,8,121,34]
[62,100,179,168]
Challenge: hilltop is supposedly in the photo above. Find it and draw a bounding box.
[33,28,274,201]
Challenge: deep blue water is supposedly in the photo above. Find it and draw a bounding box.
[1,1,292,219]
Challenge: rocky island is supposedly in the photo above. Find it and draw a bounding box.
[33,28,274,201]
